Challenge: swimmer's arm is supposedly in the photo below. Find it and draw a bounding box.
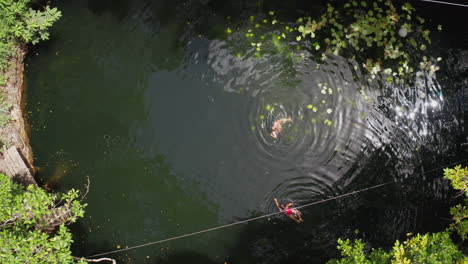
[274,198,282,211]
[279,118,293,123]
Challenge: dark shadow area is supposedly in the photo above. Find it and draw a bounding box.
[69,221,115,260]
[86,0,134,21]
[223,212,337,264]
[152,250,218,264]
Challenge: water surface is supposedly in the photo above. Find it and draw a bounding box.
[26,0,468,263]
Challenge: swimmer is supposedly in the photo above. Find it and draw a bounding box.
[274,198,304,223]
[270,118,292,138]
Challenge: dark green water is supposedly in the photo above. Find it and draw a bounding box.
[25,0,468,263]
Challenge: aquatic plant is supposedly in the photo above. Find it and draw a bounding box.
[228,0,443,130]
[0,173,87,263]
[0,0,62,85]
[296,0,440,83]
[228,0,441,84]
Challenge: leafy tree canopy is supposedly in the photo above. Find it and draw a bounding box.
[0,0,61,84]
[327,232,465,264]
[0,173,87,264]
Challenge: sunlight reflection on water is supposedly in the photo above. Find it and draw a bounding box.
[205,34,445,208]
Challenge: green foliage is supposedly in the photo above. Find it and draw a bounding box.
[328,233,465,264]
[444,165,468,194]
[0,0,62,84]
[232,0,440,84]
[0,174,86,264]
[444,165,468,239]
[0,91,11,126]
[449,203,468,240]
[327,238,391,264]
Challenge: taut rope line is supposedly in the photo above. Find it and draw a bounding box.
[419,0,468,8]
[87,158,468,258]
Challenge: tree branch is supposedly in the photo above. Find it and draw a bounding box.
[73,257,116,264]
[80,176,90,201]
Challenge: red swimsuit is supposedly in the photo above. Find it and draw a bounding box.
[285,208,294,216]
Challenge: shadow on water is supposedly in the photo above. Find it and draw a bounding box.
[152,251,218,264]
[86,0,133,21]
[69,221,114,259]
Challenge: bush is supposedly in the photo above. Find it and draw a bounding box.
[0,0,61,85]
[327,232,465,264]
[444,165,468,239]
[0,174,87,263]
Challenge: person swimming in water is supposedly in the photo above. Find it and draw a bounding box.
[274,198,304,223]
[270,118,292,138]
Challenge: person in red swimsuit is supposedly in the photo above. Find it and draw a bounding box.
[274,198,304,223]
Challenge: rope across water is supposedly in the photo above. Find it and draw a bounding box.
[419,0,468,8]
[86,159,468,258]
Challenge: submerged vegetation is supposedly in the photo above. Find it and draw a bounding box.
[0,174,87,263]
[0,0,61,85]
[328,166,468,264]
[228,0,441,83]
[226,0,443,134]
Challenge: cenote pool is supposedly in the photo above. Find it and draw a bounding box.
[25,0,468,263]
